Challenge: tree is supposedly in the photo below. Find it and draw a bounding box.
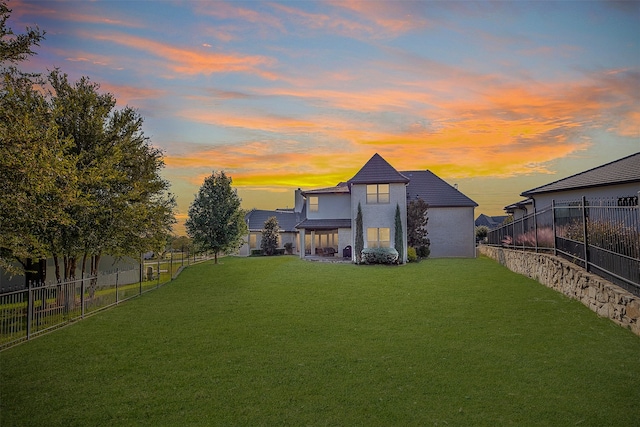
[261,216,279,256]
[47,70,175,281]
[355,202,364,264]
[1,2,44,65]
[185,171,247,264]
[394,203,404,263]
[407,197,430,257]
[475,226,489,242]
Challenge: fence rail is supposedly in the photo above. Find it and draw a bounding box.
[486,197,640,296]
[1,252,213,351]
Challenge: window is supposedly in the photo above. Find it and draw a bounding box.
[366,184,389,204]
[309,196,319,212]
[367,228,390,248]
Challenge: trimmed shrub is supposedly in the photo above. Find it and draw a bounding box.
[417,244,430,259]
[250,249,263,256]
[407,247,418,263]
[361,247,399,265]
[284,242,293,255]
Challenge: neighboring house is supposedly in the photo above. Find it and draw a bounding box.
[241,153,478,261]
[506,152,640,213]
[239,208,303,256]
[475,214,509,230]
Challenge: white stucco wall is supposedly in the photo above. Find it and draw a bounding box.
[350,183,407,262]
[531,183,640,211]
[307,192,351,220]
[427,207,476,258]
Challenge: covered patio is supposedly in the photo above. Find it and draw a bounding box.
[295,219,352,260]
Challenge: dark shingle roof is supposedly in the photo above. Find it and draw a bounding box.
[403,170,478,207]
[295,219,352,230]
[475,214,508,229]
[521,152,640,196]
[348,153,410,185]
[245,209,302,232]
[302,183,350,195]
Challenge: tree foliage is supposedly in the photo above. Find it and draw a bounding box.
[394,203,404,263]
[1,5,175,280]
[355,202,364,264]
[407,198,430,256]
[260,216,279,256]
[185,171,247,264]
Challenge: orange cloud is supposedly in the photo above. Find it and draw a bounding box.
[86,31,278,79]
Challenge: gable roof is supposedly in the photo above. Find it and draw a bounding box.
[245,209,302,232]
[403,170,478,207]
[475,214,508,229]
[521,152,640,196]
[348,153,410,185]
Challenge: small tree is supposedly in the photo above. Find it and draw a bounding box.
[394,203,404,263]
[475,226,489,242]
[407,197,430,258]
[355,202,364,264]
[261,216,279,256]
[185,171,247,264]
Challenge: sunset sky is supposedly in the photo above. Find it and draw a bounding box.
[9,0,640,235]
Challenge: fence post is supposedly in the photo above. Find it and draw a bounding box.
[27,281,33,340]
[115,269,119,304]
[139,253,143,296]
[81,272,85,319]
[533,208,539,253]
[170,253,173,281]
[581,196,589,272]
[551,200,557,257]
[157,257,160,288]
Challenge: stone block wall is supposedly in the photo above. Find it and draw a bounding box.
[478,245,640,336]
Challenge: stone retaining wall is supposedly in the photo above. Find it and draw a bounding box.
[478,245,640,336]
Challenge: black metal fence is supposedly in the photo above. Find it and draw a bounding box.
[486,197,640,296]
[0,252,213,351]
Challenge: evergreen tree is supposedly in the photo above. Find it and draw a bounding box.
[355,202,364,264]
[394,203,404,263]
[261,216,279,256]
[186,171,247,264]
[407,198,430,258]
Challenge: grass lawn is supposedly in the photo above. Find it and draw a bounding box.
[2,256,639,426]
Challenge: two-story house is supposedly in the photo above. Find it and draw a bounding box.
[240,153,478,261]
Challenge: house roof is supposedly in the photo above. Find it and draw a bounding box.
[521,152,640,196]
[348,153,410,185]
[475,214,508,229]
[302,183,350,195]
[245,209,302,232]
[403,170,478,207]
[295,218,352,230]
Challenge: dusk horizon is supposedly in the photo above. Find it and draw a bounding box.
[8,0,639,235]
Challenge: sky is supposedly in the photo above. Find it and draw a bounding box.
[8,0,640,235]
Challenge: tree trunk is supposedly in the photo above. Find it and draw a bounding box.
[214,251,218,264]
[53,254,61,283]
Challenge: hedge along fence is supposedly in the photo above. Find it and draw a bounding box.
[478,245,640,336]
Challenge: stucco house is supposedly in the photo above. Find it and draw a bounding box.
[505,152,640,215]
[240,153,477,261]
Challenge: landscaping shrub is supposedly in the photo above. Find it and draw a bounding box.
[284,242,293,255]
[417,244,430,259]
[407,246,418,263]
[250,249,263,256]
[361,247,399,265]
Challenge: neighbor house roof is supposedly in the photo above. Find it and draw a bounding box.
[245,209,302,232]
[295,218,352,230]
[403,170,478,207]
[475,214,508,229]
[348,153,410,185]
[521,152,640,196]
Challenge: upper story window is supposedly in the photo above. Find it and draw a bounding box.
[367,184,389,204]
[309,196,319,212]
[367,228,390,248]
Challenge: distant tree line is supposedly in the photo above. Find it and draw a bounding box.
[0,3,175,284]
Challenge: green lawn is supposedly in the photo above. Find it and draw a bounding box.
[2,256,639,426]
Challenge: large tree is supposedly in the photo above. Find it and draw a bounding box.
[47,70,175,281]
[185,171,247,264]
[260,216,279,256]
[407,197,430,257]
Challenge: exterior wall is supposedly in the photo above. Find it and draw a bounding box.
[531,183,640,211]
[239,231,298,256]
[338,228,352,257]
[307,193,351,220]
[478,245,640,336]
[350,182,407,262]
[428,207,476,258]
